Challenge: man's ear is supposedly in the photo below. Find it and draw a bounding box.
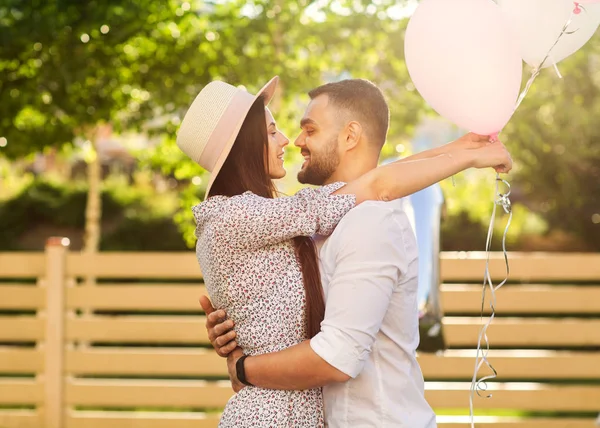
[344,121,363,151]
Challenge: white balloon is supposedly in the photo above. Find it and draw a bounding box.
[497,0,600,68]
[404,0,523,135]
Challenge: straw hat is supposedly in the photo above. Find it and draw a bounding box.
[176,76,279,195]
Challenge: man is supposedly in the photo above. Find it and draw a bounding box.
[201,79,510,427]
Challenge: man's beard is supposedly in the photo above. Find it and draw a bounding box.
[297,138,340,185]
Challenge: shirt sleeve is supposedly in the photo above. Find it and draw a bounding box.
[205,182,356,251]
[309,203,410,378]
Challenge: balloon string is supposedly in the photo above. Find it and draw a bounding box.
[469,175,512,428]
[468,8,578,426]
[514,11,574,112]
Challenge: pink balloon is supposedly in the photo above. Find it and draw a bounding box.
[404,0,523,136]
[575,0,600,14]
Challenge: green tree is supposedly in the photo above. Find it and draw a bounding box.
[503,34,600,250]
[0,0,216,251]
[146,0,427,245]
[2,0,425,248]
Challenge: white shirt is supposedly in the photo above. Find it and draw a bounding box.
[311,200,437,428]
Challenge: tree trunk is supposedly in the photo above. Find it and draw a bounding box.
[83,134,101,254]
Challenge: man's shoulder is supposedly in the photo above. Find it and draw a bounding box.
[321,199,410,251]
[337,199,407,228]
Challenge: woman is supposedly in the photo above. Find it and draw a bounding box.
[176,76,511,427]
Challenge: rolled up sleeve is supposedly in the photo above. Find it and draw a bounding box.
[310,203,409,378]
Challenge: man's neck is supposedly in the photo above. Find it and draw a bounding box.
[324,157,378,185]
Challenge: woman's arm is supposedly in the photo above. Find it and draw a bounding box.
[336,139,511,204]
[399,132,489,163]
[209,182,356,250]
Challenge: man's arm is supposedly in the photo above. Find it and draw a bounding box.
[228,204,405,390]
[229,340,350,390]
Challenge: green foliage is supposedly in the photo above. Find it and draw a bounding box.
[141,0,427,240]
[502,34,600,250]
[1,0,598,251]
[101,216,187,251]
[439,170,548,251]
[0,178,186,251]
[0,0,210,156]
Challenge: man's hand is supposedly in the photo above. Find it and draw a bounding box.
[227,347,246,393]
[199,296,238,357]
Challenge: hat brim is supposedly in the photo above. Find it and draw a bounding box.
[205,76,279,197]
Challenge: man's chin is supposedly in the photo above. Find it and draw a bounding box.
[297,169,311,185]
[298,169,326,186]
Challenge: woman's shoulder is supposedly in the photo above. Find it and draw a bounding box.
[192,191,258,219]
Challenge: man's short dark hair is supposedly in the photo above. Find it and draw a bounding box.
[308,79,389,149]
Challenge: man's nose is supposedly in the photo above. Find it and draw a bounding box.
[294,133,304,148]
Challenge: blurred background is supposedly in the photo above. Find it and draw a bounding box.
[1,0,598,254]
[1,2,600,427]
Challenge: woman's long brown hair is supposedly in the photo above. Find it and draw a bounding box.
[209,96,325,338]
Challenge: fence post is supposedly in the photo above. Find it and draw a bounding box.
[44,237,69,428]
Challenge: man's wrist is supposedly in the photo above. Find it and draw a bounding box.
[236,354,254,386]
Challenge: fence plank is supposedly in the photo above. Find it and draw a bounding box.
[0,253,45,278]
[64,379,600,411]
[444,318,600,347]
[436,417,597,427]
[63,348,600,380]
[0,410,42,428]
[65,379,232,408]
[0,317,44,341]
[0,347,43,373]
[426,383,600,411]
[0,286,44,309]
[67,286,207,311]
[66,412,219,428]
[441,284,600,314]
[0,379,44,404]
[66,348,224,376]
[44,238,68,428]
[64,252,600,281]
[5,282,600,314]
[66,253,202,278]
[65,316,600,347]
[419,351,600,380]
[440,252,600,282]
[64,413,597,428]
[66,317,209,343]
[3,252,598,282]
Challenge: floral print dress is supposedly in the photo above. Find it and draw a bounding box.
[193,182,355,428]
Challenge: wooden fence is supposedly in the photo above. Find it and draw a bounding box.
[1,239,599,427]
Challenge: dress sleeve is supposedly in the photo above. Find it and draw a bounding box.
[205,182,355,250]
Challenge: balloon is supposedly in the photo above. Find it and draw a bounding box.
[497,0,600,69]
[404,0,523,136]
